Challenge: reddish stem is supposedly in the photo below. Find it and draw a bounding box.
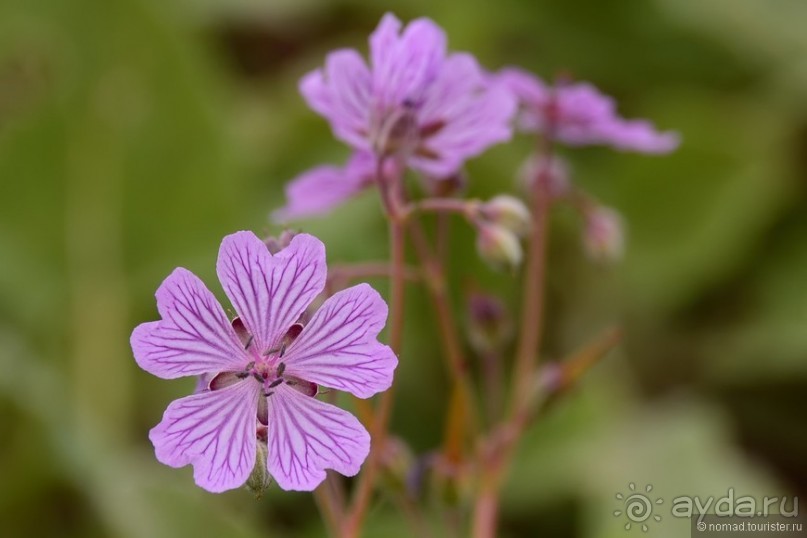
[342,157,407,538]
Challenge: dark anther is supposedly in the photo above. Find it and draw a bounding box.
[264,391,275,398]
[252,373,264,384]
[276,362,286,377]
[236,361,255,379]
[267,378,284,389]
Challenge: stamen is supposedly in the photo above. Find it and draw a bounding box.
[267,378,284,389]
[235,360,255,379]
[276,362,286,377]
[264,391,274,397]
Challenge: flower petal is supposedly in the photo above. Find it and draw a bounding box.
[496,67,551,132]
[370,15,446,107]
[265,384,370,490]
[369,12,402,73]
[299,49,372,150]
[131,268,247,379]
[283,283,397,398]
[272,152,376,222]
[412,54,516,176]
[216,231,326,355]
[149,380,261,493]
[598,118,680,154]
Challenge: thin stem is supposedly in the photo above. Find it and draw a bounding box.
[510,141,553,411]
[313,482,341,537]
[343,157,408,538]
[472,98,558,537]
[472,472,503,538]
[407,198,477,219]
[407,218,480,449]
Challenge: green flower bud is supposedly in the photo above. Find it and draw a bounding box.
[475,223,523,271]
[480,195,531,237]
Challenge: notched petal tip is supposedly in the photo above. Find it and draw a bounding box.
[217,230,326,355]
[131,268,246,380]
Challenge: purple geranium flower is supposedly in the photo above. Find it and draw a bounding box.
[131,231,397,492]
[498,67,680,154]
[299,13,516,177]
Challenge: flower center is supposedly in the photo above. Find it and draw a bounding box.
[371,99,420,157]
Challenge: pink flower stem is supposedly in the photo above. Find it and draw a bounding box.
[342,156,408,538]
[472,99,558,538]
[407,216,480,457]
[313,482,342,536]
[406,198,477,220]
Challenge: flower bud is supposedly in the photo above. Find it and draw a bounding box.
[518,153,570,198]
[479,195,531,237]
[466,292,513,354]
[379,436,415,494]
[582,206,624,262]
[423,169,468,198]
[475,223,523,271]
[245,438,273,499]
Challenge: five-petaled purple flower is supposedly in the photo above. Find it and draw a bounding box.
[131,231,397,492]
[498,67,680,154]
[299,13,516,177]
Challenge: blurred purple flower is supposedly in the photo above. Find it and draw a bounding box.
[299,13,516,177]
[498,68,680,153]
[131,231,397,492]
[273,151,399,222]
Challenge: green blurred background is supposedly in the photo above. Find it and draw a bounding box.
[1,0,806,536]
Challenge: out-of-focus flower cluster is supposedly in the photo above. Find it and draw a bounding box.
[276,12,678,265]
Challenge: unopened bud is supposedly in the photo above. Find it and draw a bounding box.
[479,195,531,237]
[476,223,523,271]
[245,439,272,499]
[379,437,415,494]
[466,292,513,354]
[582,206,624,262]
[423,170,468,198]
[518,154,570,198]
[264,229,297,254]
